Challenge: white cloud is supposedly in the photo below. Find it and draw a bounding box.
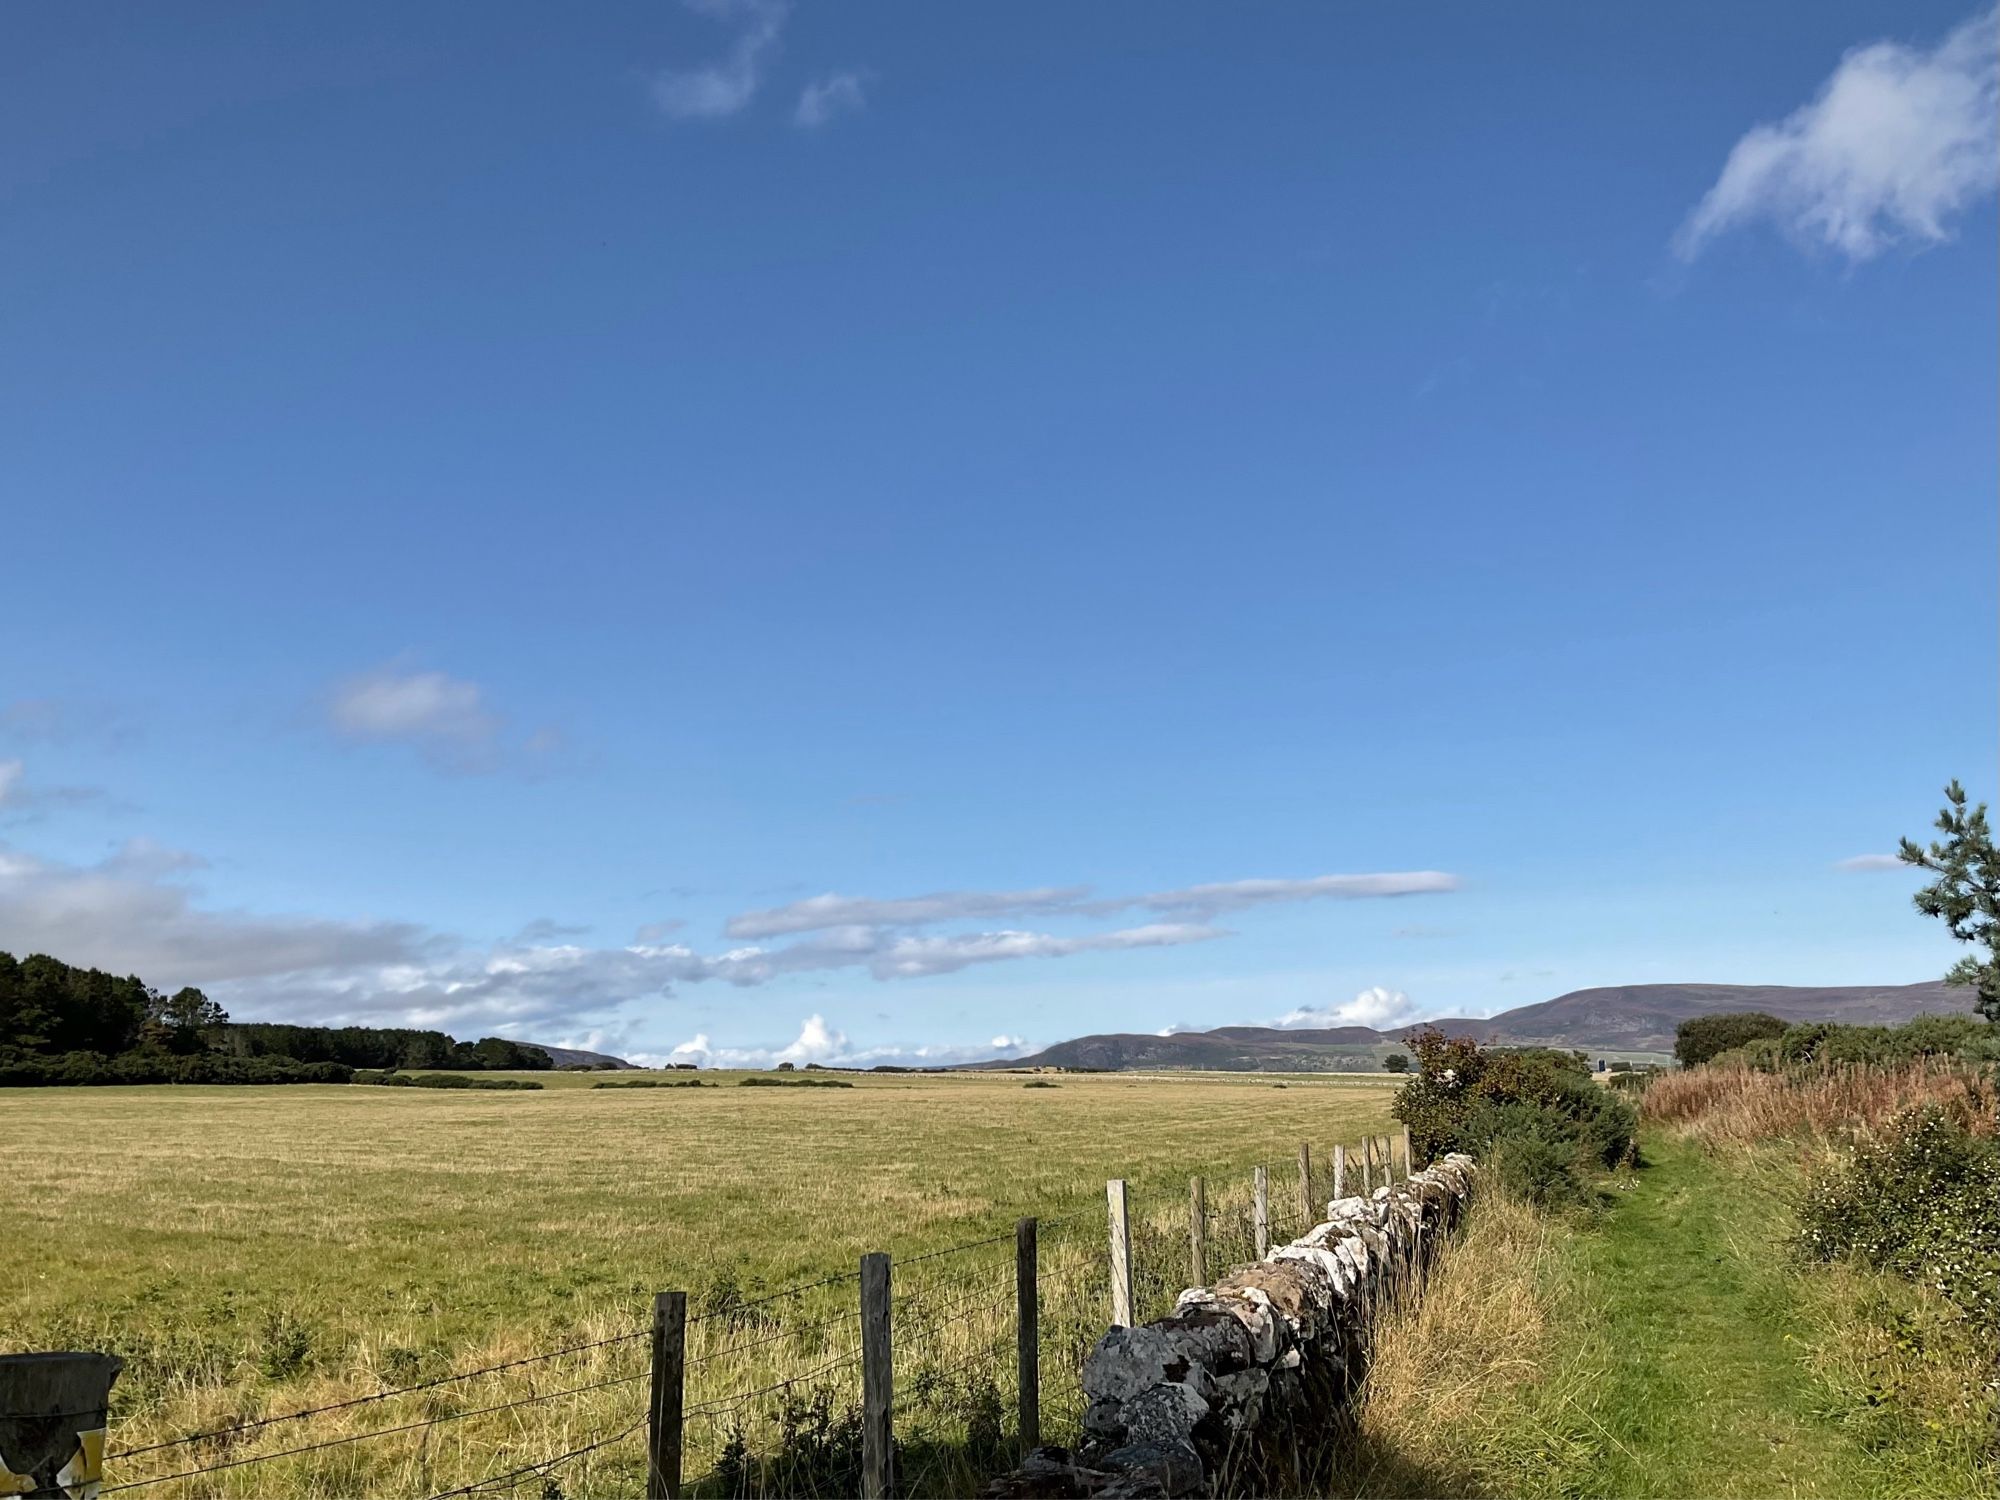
[0,760,20,805]
[1273,986,1417,1031]
[796,72,867,128]
[327,665,503,771]
[1676,4,1999,262]
[1836,853,1908,871]
[665,1017,1032,1070]
[652,0,787,120]
[726,887,1089,939]
[779,1013,846,1062]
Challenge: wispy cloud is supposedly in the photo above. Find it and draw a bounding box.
[795,71,867,128]
[1131,872,1460,918]
[726,887,1089,940]
[866,923,1224,980]
[0,697,140,750]
[728,871,1458,938]
[0,819,1222,1039]
[1835,853,1908,871]
[0,758,106,817]
[0,835,438,987]
[1676,4,1999,262]
[652,0,788,120]
[328,664,501,770]
[325,663,561,776]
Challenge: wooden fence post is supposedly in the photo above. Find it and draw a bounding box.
[1332,1143,1347,1201]
[1382,1135,1396,1182]
[1400,1124,1415,1176]
[1106,1180,1134,1327]
[1015,1218,1039,1452]
[861,1252,894,1500]
[646,1292,686,1500]
[1252,1166,1270,1257]
[1188,1177,1207,1288]
[1361,1136,1375,1194]
[0,1354,121,1500]
[1296,1143,1313,1229]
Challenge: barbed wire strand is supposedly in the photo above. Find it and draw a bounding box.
[678,1346,867,1423]
[108,1329,649,1460]
[421,1414,647,1500]
[101,1371,648,1492]
[687,1308,860,1368]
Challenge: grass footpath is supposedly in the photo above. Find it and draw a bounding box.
[1550,1132,1868,1498]
[1337,1128,1993,1498]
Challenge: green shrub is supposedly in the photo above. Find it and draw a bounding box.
[1798,1104,2000,1330]
[591,1078,713,1089]
[0,1047,354,1087]
[1606,1065,1662,1093]
[355,1072,542,1091]
[1393,1028,1636,1196]
[1674,1012,1788,1066]
[1779,1014,2000,1067]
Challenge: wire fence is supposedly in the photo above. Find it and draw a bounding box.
[59,1131,1407,1498]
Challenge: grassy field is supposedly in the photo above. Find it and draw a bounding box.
[3,1069,1399,1497]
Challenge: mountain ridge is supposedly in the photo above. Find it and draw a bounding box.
[969,981,1974,1070]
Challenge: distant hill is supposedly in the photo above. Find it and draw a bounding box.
[968,1025,1397,1074]
[1409,982,1973,1053]
[532,1044,639,1070]
[973,981,1974,1071]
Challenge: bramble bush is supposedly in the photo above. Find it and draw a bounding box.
[1391,1028,1637,1206]
[1797,1104,2000,1331]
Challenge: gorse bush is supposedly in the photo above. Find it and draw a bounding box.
[1392,1030,1636,1206]
[1674,1011,1788,1067]
[1702,1015,2000,1073]
[1798,1105,2000,1331]
[1772,1014,2000,1067]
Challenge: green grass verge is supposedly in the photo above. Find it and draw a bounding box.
[1335,1129,1995,1498]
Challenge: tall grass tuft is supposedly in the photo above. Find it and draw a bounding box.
[1640,1057,1997,1149]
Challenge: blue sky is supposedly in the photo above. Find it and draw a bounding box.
[3,2,1994,1065]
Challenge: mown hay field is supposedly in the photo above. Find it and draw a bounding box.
[4,1069,1399,1497]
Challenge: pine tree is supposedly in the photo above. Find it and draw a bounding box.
[1900,780,2000,1025]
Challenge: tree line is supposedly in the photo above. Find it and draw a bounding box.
[0,950,551,1087]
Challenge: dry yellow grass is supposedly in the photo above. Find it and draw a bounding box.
[2,1069,1398,1497]
[1639,1057,1998,1149]
[1305,1187,1572,1498]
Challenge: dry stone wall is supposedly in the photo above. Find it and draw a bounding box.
[988,1153,1477,1499]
